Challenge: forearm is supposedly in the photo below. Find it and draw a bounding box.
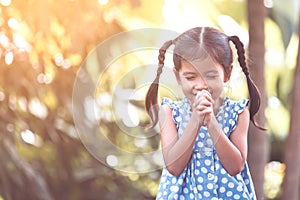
[164,115,201,176]
[208,118,246,176]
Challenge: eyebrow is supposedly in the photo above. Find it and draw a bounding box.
[182,71,197,76]
[182,69,218,76]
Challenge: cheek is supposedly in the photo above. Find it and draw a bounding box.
[179,81,195,100]
[207,79,224,96]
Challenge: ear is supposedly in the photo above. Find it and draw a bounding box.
[173,68,181,85]
[224,65,233,82]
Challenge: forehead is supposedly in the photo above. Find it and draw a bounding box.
[180,57,223,74]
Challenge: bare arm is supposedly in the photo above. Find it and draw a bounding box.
[207,108,250,176]
[159,96,212,176]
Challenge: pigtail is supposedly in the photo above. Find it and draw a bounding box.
[229,36,266,130]
[145,40,173,129]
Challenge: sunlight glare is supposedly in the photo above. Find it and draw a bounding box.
[98,0,109,5]
[5,51,13,65]
[8,18,18,30]
[0,33,9,47]
[21,129,35,144]
[162,0,180,20]
[21,129,42,147]
[13,34,31,50]
[62,59,71,69]
[54,53,64,66]
[37,73,53,84]
[218,15,249,46]
[0,0,11,7]
[268,96,280,109]
[28,98,48,119]
[264,0,274,8]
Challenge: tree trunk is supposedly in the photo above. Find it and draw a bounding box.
[246,0,269,199]
[280,13,300,200]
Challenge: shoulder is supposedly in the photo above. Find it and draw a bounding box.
[160,97,189,129]
[223,97,249,114]
[218,97,250,134]
[161,97,188,111]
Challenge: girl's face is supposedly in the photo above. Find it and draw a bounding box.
[175,57,231,105]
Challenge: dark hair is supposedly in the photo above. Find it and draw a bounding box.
[145,27,265,130]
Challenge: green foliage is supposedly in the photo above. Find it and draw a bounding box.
[0,0,298,199]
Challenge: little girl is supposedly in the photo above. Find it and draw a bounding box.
[145,27,264,199]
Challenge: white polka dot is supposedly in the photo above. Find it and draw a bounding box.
[195,169,200,175]
[180,195,185,200]
[228,182,234,188]
[220,168,227,174]
[197,176,204,183]
[219,186,226,193]
[197,184,203,191]
[204,191,210,197]
[234,194,241,199]
[172,177,177,184]
[196,160,201,166]
[206,138,213,146]
[221,177,228,183]
[226,191,233,197]
[170,185,179,192]
[200,132,205,138]
[175,116,182,122]
[229,119,235,125]
[205,150,212,156]
[197,142,204,148]
[207,183,214,190]
[245,179,250,184]
[234,105,239,111]
[237,185,243,192]
[178,178,183,184]
[189,193,194,199]
[204,159,211,166]
[183,188,189,194]
[223,126,229,133]
[201,167,208,173]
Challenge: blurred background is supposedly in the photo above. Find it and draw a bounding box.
[0,0,299,199]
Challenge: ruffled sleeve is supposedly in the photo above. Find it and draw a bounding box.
[161,97,180,130]
[217,98,249,136]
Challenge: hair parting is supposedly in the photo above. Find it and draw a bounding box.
[145,40,173,129]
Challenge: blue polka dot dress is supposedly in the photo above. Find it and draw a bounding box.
[156,97,256,200]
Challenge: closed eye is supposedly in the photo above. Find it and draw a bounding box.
[206,75,218,79]
[185,76,196,80]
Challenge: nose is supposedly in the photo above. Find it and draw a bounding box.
[195,75,208,90]
[193,77,208,94]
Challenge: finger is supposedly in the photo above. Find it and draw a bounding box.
[196,103,213,113]
[195,90,212,102]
